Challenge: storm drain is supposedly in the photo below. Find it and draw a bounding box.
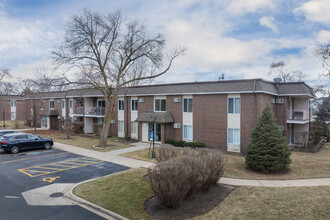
[49,192,64,198]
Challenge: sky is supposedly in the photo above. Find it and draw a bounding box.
[1,0,330,87]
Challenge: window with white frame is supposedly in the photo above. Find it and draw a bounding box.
[154,99,166,112]
[49,100,54,109]
[131,99,138,111]
[118,120,124,132]
[183,98,193,112]
[228,128,240,145]
[62,100,65,109]
[118,100,124,111]
[183,125,193,140]
[131,121,137,133]
[11,101,16,107]
[69,100,73,109]
[228,98,240,114]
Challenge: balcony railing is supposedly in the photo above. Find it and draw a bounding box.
[73,106,105,116]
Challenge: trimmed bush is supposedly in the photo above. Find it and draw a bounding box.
[173,140,185,147]
[245,105,291,172]
[166,139,175,145]
[148,146,225,208]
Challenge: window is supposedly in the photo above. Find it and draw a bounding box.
[228,98,240,114]
[62,100,65,109]
[228,128,240,145]
[131,99,138,111]
[97,100,105,108]
[11,135,27,140]
[154,99,166,112]
[11,101,16,107]
[183,125,193,140]
[69,100,74,109]
[118,121,124,133]
[183,98,193,113]
[118,100,124,111]
[70,117,74,125]
[49,100,54,109]
[131,121,137,133]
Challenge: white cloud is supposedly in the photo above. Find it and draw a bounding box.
[295,0,330,24]
[259,16,278,33]
[226,0,276,14]
[317,30,330,43]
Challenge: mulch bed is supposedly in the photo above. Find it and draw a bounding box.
[144,184,236,220]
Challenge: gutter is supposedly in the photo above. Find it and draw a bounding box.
[252,79,257,124]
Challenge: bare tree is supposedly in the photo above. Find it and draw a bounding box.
[316,43,330,77]
[52,10,185,147]
[268,61,305,82]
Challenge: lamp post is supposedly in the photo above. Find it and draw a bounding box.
[151,115,156,158]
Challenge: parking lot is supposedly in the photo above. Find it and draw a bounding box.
[0,148,129,219]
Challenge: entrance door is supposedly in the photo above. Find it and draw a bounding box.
[142,123,148,142]
[148,123,161,142]
[50,117,59,130]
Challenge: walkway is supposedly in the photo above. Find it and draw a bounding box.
[54,142,330,187]
[53,142,153,168]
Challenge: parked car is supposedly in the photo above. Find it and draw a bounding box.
[0,133,53,154]
[0,130,21,137]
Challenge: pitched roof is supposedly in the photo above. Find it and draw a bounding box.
[24,78,315,99]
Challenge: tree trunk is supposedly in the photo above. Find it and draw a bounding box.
[99,101,115,148]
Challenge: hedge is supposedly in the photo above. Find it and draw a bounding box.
[166,139,204,148]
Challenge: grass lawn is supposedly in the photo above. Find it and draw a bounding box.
[73,168,330,220]
[224,146,330,180]
[121,147,330,180]
[73,168,153,220]
[120,148,156,163]
[1,120,30,129]
[25,130,134,152]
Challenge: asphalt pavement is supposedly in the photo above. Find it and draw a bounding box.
[0,148,129,220]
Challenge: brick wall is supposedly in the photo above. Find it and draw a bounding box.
[166,95,183,141]
[193,94,227,150]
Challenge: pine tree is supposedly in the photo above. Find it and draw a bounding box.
[245,104,291,172]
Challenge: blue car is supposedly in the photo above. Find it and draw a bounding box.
[0,133,53,154]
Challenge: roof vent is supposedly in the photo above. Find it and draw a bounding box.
[273,78,282,83]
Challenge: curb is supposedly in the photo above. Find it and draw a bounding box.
[63,171,130,220]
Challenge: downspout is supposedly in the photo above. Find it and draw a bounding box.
[125,89,128,137]
[252,79,257,124]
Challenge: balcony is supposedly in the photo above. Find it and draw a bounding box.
[287,110,309,124]
[72,106,105,117]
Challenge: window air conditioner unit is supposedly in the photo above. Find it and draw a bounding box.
[174,123,180,129]
[277,98,284,104]
[111,120,116,124]
[174,97,181,103]
[279,126,284,131]
[271,99,276,104]
[57,100,61,104]
[139,98,144,103]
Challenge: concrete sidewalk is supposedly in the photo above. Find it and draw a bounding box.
[53,142,153,168]
[54,142,330,187]
[219,177,330,187]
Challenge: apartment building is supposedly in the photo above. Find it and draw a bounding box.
[22,78,314,153]
[0,95,26,122]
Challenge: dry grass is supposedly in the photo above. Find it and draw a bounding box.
[24,130,133,152]
[73,168,330,220]
[1,120,30,129]
[122,147,330,180]
[120,148,156,162]
[194,186,330,220]
[224,146,330,180]
[73,168,153,220]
